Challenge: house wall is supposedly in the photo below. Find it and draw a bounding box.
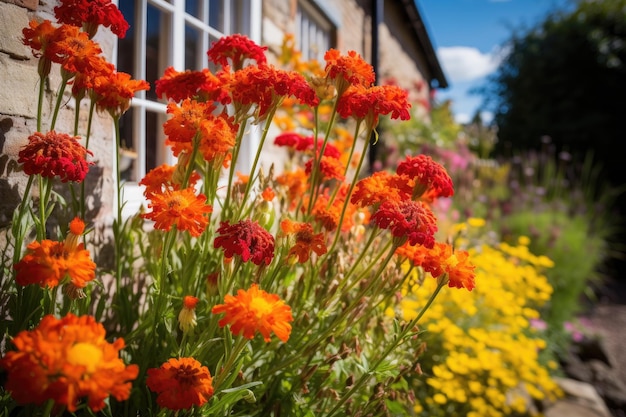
[0,0,115,254]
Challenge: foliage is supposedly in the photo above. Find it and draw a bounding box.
[482,0,626,188]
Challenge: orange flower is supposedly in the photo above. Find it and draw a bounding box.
[163,99,237,162]
[402,242,476,291]
[179,296,199,333]
[308,186,356,232]
[0,314,138,412]
[92,70,150,117]
[139,164,201,198]
[280,219,327,263]
[207,34,268,70]
[276,169,308,209]
[18,131,93,183]
[305,154,345,182]
[212,284,293,342]
[351,171,412,208]
[146,357,214,410]
[261,187,275,202]
[142,187,212,237]
[54,0,129,39]
[48,25,103,76]
[324,49,375,96]
[14,218,96,289]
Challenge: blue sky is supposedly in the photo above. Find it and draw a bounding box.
[418,0,570,123]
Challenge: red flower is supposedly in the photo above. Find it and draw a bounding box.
[226,64,319,122]
[18,131,93,183]
[280,219,327,263]
[396,155,454,199]
[0,314,138,412]
[54,0,129,38]
[47,25,104,76]
[274,133,340,158]
[142,188,212,237]
[146,357,214,410]
[337,84,411,128]
[212,284,293,342]
[214,220,275,266]
[371,200,437,248]
[207,34,267,70]
[155,66,226,102]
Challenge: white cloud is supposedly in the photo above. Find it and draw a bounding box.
[437,46,502,83]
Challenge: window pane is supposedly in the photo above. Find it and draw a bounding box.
[117,1,135,75]
[118,110,136,181]
[185,25,200,70]
[209,1,224,33]
[146,4,166,100]
[185,0,199,18]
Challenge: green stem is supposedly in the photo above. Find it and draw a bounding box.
[50,72,71,131]
[79,100,96,223]
[12,175,34,264]
[36,73,45,133]
[223,118,248,217]
[213,336,248,390]
[327,279,446,417]
[113,116,124,293]
[236,108,278,220]
[41,399,55,417]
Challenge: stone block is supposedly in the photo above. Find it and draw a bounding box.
[0,2,31,60]
[0,55,40,118]
[1,0,37,12]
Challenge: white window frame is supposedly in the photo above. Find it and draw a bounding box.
[113,0,262,217]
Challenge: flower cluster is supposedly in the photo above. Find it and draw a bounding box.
[0,2,562,415]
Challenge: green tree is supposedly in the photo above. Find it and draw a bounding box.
[483,0,626,185]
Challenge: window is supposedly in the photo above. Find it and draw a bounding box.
[295,1,336,62]
[115,0,261,215]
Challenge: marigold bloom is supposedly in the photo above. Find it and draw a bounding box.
[146,357,214,410]
[142,187,212,237]
[305,154,345,182]
[0,314,138,412]
[155,66,227,102]
[14,236,96,289]
[371,199,438,248]
[214,220,275,266]
[46,25,104,76]
[18,131,93,183]
[324,49,375,95]
[337,84,411,129]
[280,219,327,263]
[308,186,356,232]
[92,70,150,117]
[54,0,129,38]
[276,169,308,208]
[179,296,199,333]
[212,284,293,342]
[65,217,86,252]
[274,133,341,158]
[207,34,267,70]
[403,242,476,291]
[163,99,237,162]
[22,19,58,59]
[351,171,413,207]
[139,164,201,198]
[226,64,319,122]
[396,155,454,199]
[261,187,275,201]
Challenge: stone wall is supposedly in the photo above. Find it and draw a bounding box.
[0,0,115,255]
